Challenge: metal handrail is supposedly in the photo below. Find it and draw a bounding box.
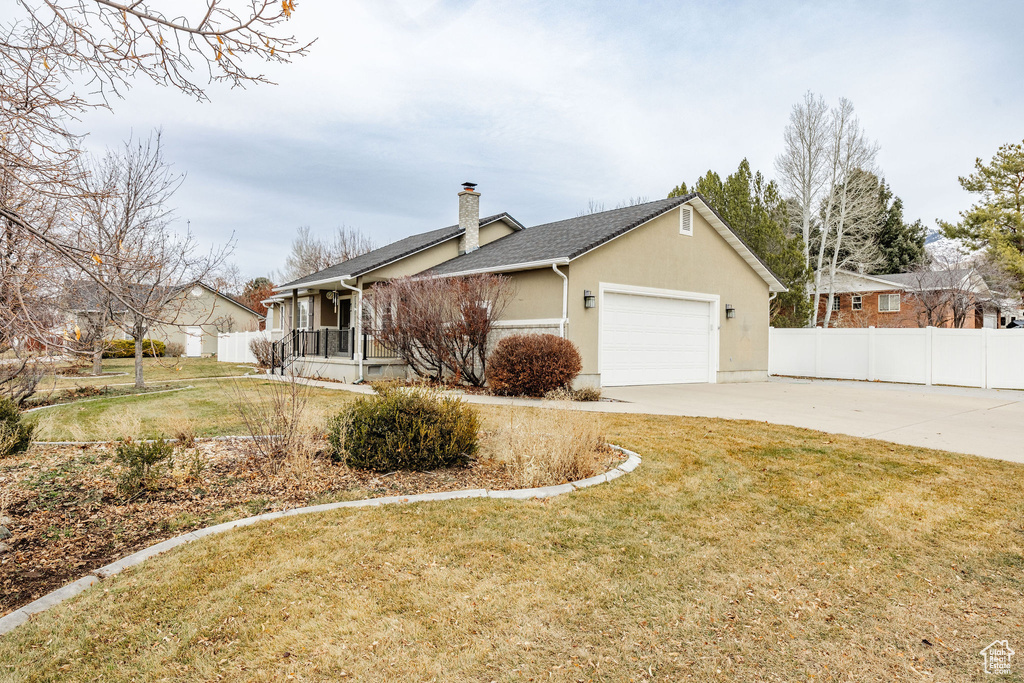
[272,327,397,370]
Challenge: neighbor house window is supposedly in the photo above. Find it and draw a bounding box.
[832,294,841,311]
[852,295,862,311]
[878,293,900,312]
[297,299,311,329]
[679,204,693,236]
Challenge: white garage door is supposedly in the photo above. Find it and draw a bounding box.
[600,291,713,386]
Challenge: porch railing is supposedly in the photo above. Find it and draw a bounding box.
[270,327,398,374]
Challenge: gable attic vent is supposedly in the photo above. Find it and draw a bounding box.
[679,204,693,235]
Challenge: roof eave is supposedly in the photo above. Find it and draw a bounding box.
[432,257,571,279]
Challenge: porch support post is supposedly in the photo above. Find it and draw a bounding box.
[339,277,364,383]
[291,289,298,331]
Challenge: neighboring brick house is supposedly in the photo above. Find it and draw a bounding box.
[815,269,1002,329]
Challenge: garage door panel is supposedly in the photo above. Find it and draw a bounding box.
[600,291,713,387]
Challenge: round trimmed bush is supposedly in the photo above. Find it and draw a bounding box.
[487,333,582,397]
[331,386,479,471]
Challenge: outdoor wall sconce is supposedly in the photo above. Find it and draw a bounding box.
[583,290,596,309]
[725,304,736,319]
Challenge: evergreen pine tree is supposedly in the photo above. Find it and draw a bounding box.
[669,160,811,326]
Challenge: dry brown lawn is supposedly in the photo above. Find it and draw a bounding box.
[1,411,1022,682]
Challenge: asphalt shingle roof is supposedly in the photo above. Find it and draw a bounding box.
[279,214,516,289]
[874,270,974,290]
[429,196,696,275]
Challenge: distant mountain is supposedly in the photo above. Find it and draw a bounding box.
[926,229,978,266]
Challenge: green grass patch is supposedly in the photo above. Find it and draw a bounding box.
[1,408,1022,681]
[26,379,355,441]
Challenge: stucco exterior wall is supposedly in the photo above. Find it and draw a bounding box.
[565,205,770,383]
[148,287,263,356]
[479,219,518,247]
[501,267,566,321]
[366,241,461,284]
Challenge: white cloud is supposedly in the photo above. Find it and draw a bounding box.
[73,0,1024,280]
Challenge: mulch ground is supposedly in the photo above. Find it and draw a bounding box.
[0,439,525,617]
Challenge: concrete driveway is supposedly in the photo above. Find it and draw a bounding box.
[290,375,1023,463]
[597,378,1024,463]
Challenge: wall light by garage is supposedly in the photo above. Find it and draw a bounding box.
[725,304,736,319]
[583,290,596,309]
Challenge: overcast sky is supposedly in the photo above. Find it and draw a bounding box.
[77,0,1024,281]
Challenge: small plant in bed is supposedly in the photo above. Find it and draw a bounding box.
[114,438,174,497]
[329,384,479,471]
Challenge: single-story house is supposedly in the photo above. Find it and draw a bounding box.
[65,281,264,357]
[266,184,786,387]
[816,269,1003,329]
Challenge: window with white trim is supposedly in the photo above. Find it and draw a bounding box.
[832,294,841,311]
[878,293,900,312]
[679,205,693,236]
[297,298,311,329]
[852,295,862,311]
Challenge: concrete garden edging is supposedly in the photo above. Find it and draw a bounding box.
[0,446,641,637]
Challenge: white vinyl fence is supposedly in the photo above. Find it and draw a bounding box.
[769,327,1024,390]
[217,330,270,364]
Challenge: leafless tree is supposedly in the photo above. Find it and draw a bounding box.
[814,100,882,327]
[278,226,376,283]
[577,196,651,217]
[905,252,1009,328]
[368,274,517,386]
[212,314,237,333]
[0,177,65,399]
[1,1,310,386]
[74,134,230,387]
[207,262,244,296]
[778,94,883,327]
[776,91,830,272]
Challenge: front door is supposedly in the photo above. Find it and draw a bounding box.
[338,299,352,329]
[186,327,203,357]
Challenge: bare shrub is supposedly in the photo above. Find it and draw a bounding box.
[0,357,47,406]
[165,342,185,358]
[249,336,274,369]
[572,386,602,402]
[168,416,197,448]
[368,273,517,386]
[483,408,602,488]
[543,386,602,402]
[177,447,207,485]
[229,375,314,477]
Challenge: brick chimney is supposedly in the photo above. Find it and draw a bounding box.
[458,182,480,254]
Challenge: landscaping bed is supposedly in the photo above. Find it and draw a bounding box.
[0,435,622,618]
